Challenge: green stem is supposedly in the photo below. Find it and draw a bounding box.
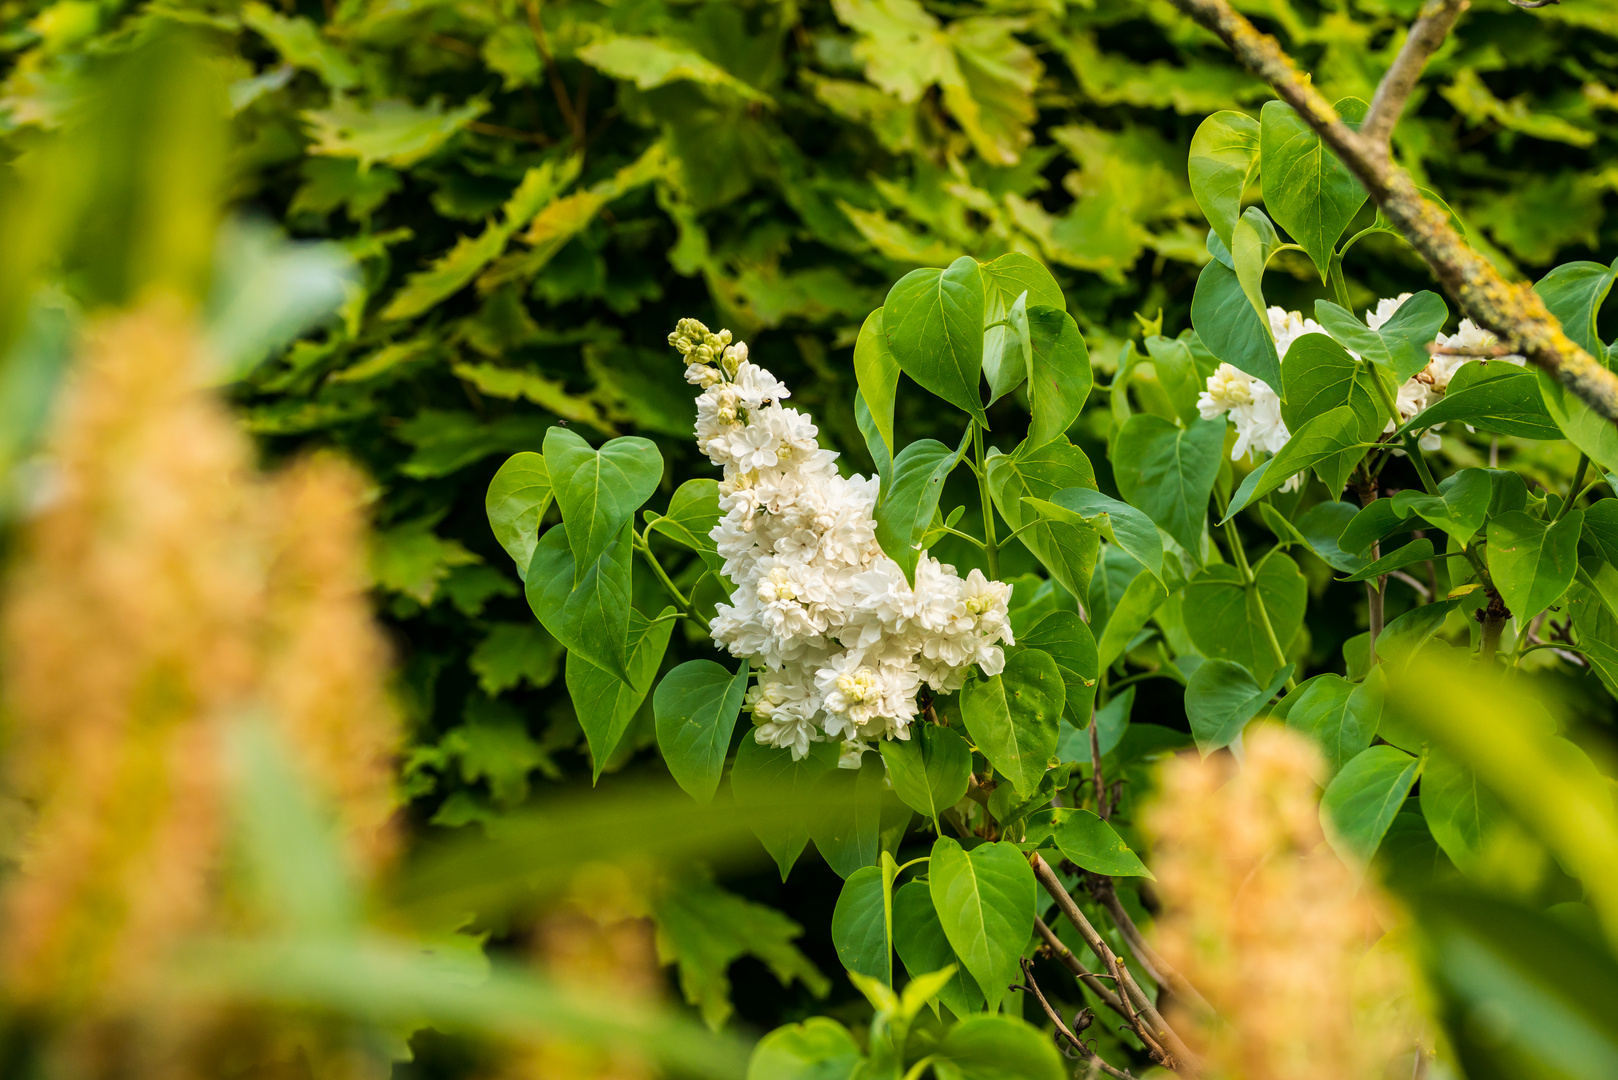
[1553,454,1591,525]
[973,422,1000,579]
[1329,256,1354,311]
[1106,669,1180,694]
[1254,596,1297,691]
[937,525,987,550]
[1402,431,1441,495]
[1223,516,1296,690]
[633,532,711,631]
[1221,516,1254,584]
[1369,363,1404,432]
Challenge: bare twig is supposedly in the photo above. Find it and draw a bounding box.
[1031,854,1202,1075]
[1088,876,1213,1016]
[1426,341,1517,358]
[524,0,580,140]
[1362,0,1469,148]
[1012,958,1138,1080]
[1165,0,1618,425]
[1088,706,1107,819]
[1509,0,1558,8]
[1388,569,1432,600]
[1035,915,1129,1017]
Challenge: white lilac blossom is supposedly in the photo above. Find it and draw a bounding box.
[1198,297,1526,472]
[669,318,1013,766]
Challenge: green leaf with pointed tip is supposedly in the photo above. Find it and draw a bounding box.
[648,478,722,573]
[1018,610,1098,726]
[1419,750,1510,874]
[525,523,633,682]
[1338,537,1435,582]
[1391,468,1492,543]
[1049,487,1164,581]
[810,754,892,878]
[1025,306,1091,446]
[1285,673,1381,778]
[567,608,675,779]
[1279,333,1383,437]
[746,1018,863,1080]
[1533,258,1618,358]
[1112,414,1225,555]
[1295,499,1370,574]
[1054,809,1153,878]
[854,308,899,454]
[831,857,897,984]
[1486,509,1584,621]
[960,648,1064,798]
[883,256,987,424]
[654,658,750,803]
[1322,745,1423,863]
[854,390,893,492]
[892,881,984,1018]
[981,252,1064,403]
[1409,363,1557,440]
[731,739,838,880]
[1189,110,1262,251]
[937,1015,1067,1080]
[1231,206,1278,325]
[927,837,1036,1014]
[543,427,663,586]
[1192,258,1282,391]
[1260,97,1368,283]
[878,724,972,829]
[1585,500,1618,565]
[1339,497,1413,556]
[1016,497,1101,598]
[1094,571,1168,669]
[1224,405,1364,519]
[1185,658,1293,755]
[875,436,965,584]
[1539,370,1618,477]
[1314,292,1448,382]
[487,451,552,580]
[1182,550,1306,682]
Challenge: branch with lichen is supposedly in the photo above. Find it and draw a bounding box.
[1166,0,1618,425]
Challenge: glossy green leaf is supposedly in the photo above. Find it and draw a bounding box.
[1486,509,1584,621]
[746,1018,863,1080]
[1017,610,1099,725]
[1016,496,1101,597]
[981,252,1063,402]
[1585,499,1618,565]
[567,608,675,779]
[1191,257,1282,391]
[1231,206,1278,326]
[1322,745,1423,863]
[853,307,899,454]
[1283,673,1381,777]
[1189,109,1262,250]
[1409,362,1558,440]
[927,837,1036,1014]
[654,658,751,803]
[1224,405,1365,518]
[1279,332,1383,437]
[1391,468,1492,544]
[1338,537,1434,582]
[960,648,1064,797]
[1375,599,1458,674]
[1294,499,1370,574]
[1054,808,1153,878]
[1260,97,1368,282]
[1185,658,1292,755]
[878,723,972,829]
[882,256,987,424]
[854,390,893,492]
[1049,486,1165,581]
[1144,334,1206,425]
[985,437,1098,532]
[831,856,896,984]
[875,435,965,584]
[1338,497,1413,556]
[543,426,663,586]
[1420,749,1508,873]
[1533,257,1618,358]
[1314,291,1448,383]
[1094,570,1168,668]
[648,478,722,573]
[891,881,984,1018]
[731,739,839,880]
[1025,305,1091,446]
[1182,550,1306,681]
[936,1015,1067,1080]
[810,754,891,878]
[1540,370,1618,477]
[487,451,552,579]
[1112,414,1225,555]
[525,523,633,682]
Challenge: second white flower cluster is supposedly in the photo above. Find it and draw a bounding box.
[670,319,1013,766]
[1198,297,1524,470]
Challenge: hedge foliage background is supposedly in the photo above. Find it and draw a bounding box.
[8,0,1618,1055]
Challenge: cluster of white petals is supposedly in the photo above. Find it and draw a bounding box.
[669,319,1013,766]
[1197,297,1526,476]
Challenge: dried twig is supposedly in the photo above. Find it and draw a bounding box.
[1087,875,1213,1016]
[1362,0,1469,147]
[1426,341,1518,358]
[1035,915,1128,1017]
[1031,854,1202,1075]
[1164,0,1618,425]
[1012,958,1138,1080]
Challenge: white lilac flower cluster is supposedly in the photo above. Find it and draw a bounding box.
[670,318,1013,766]
[1197,296,1526,474]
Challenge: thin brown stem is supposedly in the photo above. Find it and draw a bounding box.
[1012,958,1137,1080]
[1362,0,1469,148]
[524,0,578,137]
[1089,706,1107,820]
[1165,0,1618,425]
[1427,341,1516,358]
[1034,915,1129,1018]
[1088,876,1213,1016]
[1031,854,1201,1075]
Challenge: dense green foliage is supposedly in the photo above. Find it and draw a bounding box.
[7,0,1618,1075]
